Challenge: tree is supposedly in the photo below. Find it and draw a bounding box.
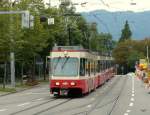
[112,39,147,73]
[0,0,116,84]
[119,20,132,42]
[127,50,144,71]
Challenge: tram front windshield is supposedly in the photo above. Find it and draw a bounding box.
[52,57,79,76]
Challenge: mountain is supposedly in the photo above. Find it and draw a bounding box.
[82,10,150,40]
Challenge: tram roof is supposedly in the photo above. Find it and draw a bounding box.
[52,46,88,52]
[51,46,113,60]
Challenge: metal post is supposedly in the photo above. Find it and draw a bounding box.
[147,45,149,63]
[10,0,15,87]
[38,65,40,80]
[68,26,71,45]
[3,62,7,89]
[49,0,51,8]
[10,52,15,87]
[21,62,24,85]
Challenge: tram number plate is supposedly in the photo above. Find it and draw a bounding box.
[61,89,68,95]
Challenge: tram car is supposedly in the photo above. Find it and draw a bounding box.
[49,46,115,96]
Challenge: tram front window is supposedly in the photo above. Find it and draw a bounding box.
[52,57,79,76]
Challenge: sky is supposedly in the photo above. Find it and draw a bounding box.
[45,0,150,12]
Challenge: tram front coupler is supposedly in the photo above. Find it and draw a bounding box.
[60,89,69,96]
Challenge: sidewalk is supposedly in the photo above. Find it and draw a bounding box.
[0,81,49,96]
[126,73,150,115]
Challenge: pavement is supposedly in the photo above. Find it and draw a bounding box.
[0,82,48,97]
[0,74,149,115]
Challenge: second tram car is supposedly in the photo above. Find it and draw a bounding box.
[49,46,115,96]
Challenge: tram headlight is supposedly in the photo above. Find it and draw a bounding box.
[70,82,76,86]
[64,51,68,56]
[55,82,60,86]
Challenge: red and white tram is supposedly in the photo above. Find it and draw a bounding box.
[49,46,115,96]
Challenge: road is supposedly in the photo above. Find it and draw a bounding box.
[0,74,150,115]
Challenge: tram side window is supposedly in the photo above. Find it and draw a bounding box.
[100,60,103,71]
[97,60,100,72]
[80,58,86,76]
[86,61,91,76]
[94,61,97,75]
[106,60,108,69]
[91,61,94,74]
[85,60,90,76]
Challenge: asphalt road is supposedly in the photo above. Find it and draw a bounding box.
[0,73,150,115]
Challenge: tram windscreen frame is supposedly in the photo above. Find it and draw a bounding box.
[51,57,79,76]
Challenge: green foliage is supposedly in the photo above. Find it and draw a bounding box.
[119,20,132,42]
[127,50,144,69]
[112,39,150,72]
[0,0,115,82]
[0,87,16,92]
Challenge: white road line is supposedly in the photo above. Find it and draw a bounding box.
[129,102,134,107]
[17,102,30,107]
[132,90,134,93]
[126,110,131,113]
[87,105,92,108]
[36,98,44,101]
[25,92,48,95]
[132,94,135,97]
[132,78,134,90]
[91,98,95,101]
[0,109,7,112]
[124,74,135,115]
[131,98,134,101]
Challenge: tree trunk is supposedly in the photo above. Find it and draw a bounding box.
[43,60,46,80]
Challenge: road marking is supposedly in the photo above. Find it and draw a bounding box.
[131,98,134,101]
[91,98,95,101]
[129,102,134,107]
[36,98,44,101]
[132,90,134,93]
[132,94,135,97]
[126,110,131,113]
[17,102,30,107]
[132,76,134,90]
[25,92,48,95]
[87,105,92,108]
[124,113,128,115]
[0,109,7,112]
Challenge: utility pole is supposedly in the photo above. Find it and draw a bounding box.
[49,0,51,8]
[10,0,15,88]
[68,25,71,45]
[147,45,149,64]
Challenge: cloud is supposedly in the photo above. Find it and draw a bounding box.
[44,0,150,12]
[71,0,150,12]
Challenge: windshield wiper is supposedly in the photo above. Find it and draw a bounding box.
[54,57,61,71]
[61,56,70,69]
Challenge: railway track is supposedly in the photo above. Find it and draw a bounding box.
[32,98,72,115]
[73,75,127,115]
[10,75,125,115]
[46,75,124,115]
[10,97,57,115]
[85,76,127,115]
[107,76,127,115]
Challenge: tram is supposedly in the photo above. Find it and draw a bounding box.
[48,46,115,96]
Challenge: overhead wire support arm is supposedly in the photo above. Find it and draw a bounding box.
[0,11,28,14]
[0,10,32,28]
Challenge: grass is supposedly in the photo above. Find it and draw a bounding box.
[15,84,32,88]
[0,87,16,93]
[0,78,49,93]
